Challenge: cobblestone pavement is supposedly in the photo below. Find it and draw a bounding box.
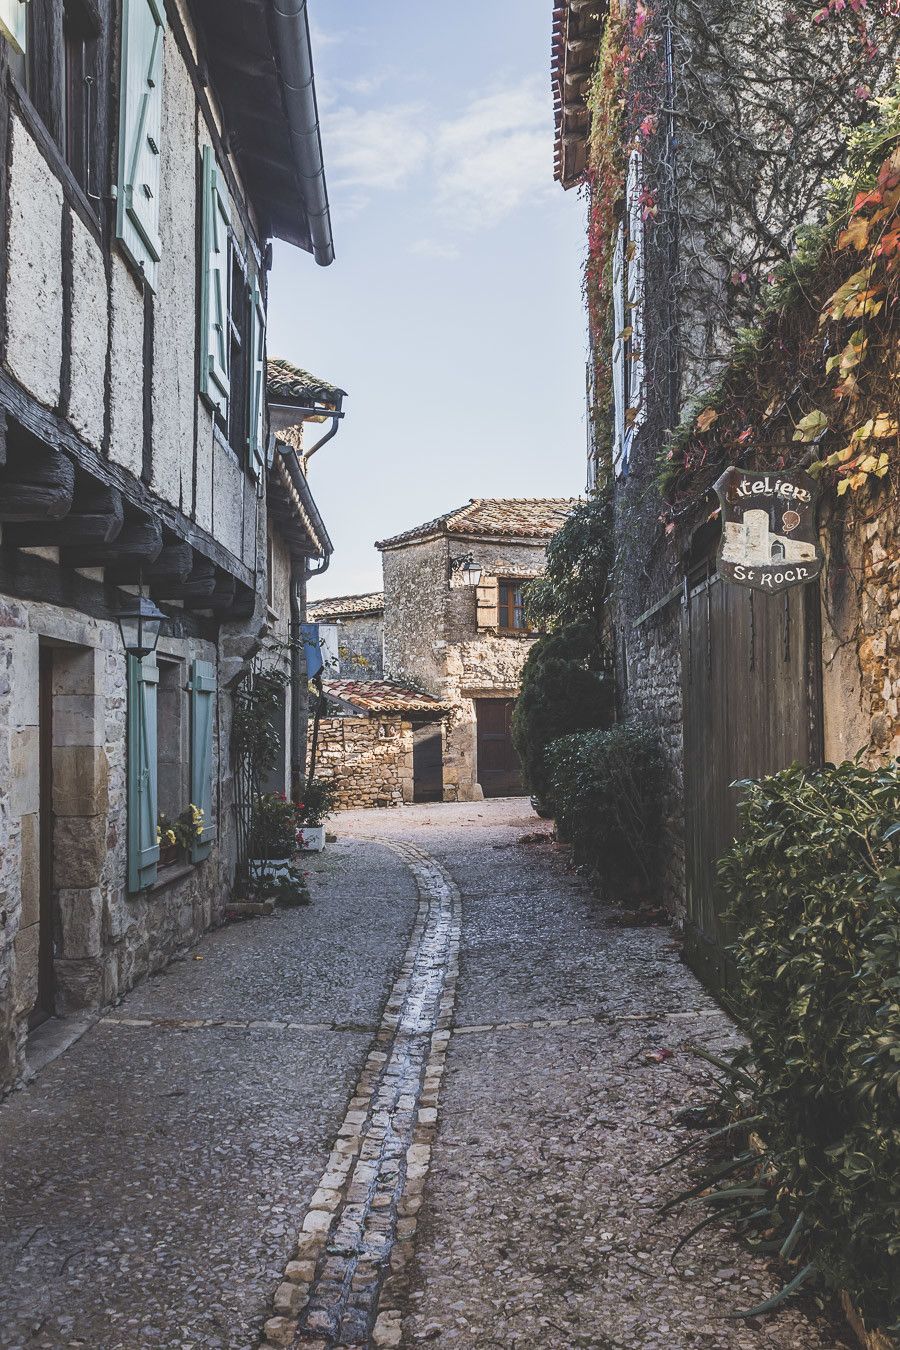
[0,801,850,1350]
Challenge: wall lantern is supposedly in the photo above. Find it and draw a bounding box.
[450,554,482,587]
[114,594,166,659]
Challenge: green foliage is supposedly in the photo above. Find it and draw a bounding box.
[717,758,900,1333]
[523,493,614,638]
[250,792,300,860]
[512,623,614,809]
[296,777,337,828]
[545,724,665,893]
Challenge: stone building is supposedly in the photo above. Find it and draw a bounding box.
[0,0,334,1091]
[313,679,447,810]
[551,0,900,986]
[308,593,385,680]
[377,499,576,802]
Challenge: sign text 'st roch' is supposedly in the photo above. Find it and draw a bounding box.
[713,467,823,592]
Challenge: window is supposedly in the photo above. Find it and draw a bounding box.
[63,0,99,194]
[0,0,28,80]
[156,657,188,825]
[612,149,646,476]
[497,580,527,633]
[200,144,266,473]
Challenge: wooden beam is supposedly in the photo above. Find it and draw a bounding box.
[4,479,122,547]
[208,572,236,612]
[144,540,194,588]
[0,368,254,589]
[0,445,76,522]
[63,518,164,574]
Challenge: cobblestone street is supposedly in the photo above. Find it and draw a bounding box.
[0,801,848,1350]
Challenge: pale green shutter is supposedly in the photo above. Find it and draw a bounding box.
[127,655,159,892]
[248,279,266,474]
[115,0,165,290]
[190,659,217,863]
[200,146,231,417]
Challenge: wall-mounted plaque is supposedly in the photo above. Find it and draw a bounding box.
[713,468,822,592]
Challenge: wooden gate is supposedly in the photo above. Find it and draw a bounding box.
[475,699,525,798]
[681,560,823,990]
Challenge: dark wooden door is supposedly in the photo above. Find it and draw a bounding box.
[413,723,443,803]
[32,647,56,1028]
[475,698,524,798]
[681,561,823,991]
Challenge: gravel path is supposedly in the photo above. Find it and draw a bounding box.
[338,799,848,1350]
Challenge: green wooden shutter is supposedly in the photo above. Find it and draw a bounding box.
[248,278,266,475]
[127,655,159,893]
[200,146,231,417]
[0,0,29,54]
[115,0,165,290]
[190,659,217,863]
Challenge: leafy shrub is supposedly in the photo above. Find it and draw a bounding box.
[296,777,338,827]
[545,723,665,894]
[250,793,300,859]
[512,622,614,810]
[718,758,900,1333]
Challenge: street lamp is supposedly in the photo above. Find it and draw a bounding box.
[450,554,482,587]
[114,594,166,660]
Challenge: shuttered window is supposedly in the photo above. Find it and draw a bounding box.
[200,144,231,419]
[127,655,159,893]
[611,221,626,476]
[475,576,500,631]
[115,0,165,290]
[611,151,646,478]
[189,659,217,863]
[248,279,267,475]
[0,0,29,54]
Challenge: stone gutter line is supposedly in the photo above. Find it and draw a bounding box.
[259,840,462,1350]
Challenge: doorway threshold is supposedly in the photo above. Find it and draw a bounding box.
[25,1015,95,1080]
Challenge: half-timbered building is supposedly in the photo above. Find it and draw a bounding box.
[0,0,333,1090]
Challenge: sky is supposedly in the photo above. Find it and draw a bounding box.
[267,0,588,600]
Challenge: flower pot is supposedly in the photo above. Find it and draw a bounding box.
[249,858,293,882]
[297,826,325,852]
[159,841,181,868]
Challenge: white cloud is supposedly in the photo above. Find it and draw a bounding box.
[410,239,462,262]
[325,105,429,194]
[433,81,553,229]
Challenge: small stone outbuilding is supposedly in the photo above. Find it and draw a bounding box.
[311,680,447,809]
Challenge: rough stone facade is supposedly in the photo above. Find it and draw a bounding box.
[308,595,385,680]
[381,527,565,802]
[312,715,413,810]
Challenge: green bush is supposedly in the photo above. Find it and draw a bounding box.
[545,723,665,894]
[512,622,614,810]
[719,758,900,1333]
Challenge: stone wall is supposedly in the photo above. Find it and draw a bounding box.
[312,715,413,811]
[382,536,548,801]
[0,597,229,1096]
[333,614,384,680]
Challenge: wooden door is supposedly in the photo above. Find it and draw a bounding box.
[32,647,56,1027]
[413,723,443,803]
[475,699,524,798]
[681,561,823,991]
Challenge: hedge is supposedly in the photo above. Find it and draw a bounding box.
[718,758,900,1333]
[545,723,665,894]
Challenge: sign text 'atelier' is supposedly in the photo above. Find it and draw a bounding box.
[714,467,823,592]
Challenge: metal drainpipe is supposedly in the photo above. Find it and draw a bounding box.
[290,551,330,801]
[270,0,335,267]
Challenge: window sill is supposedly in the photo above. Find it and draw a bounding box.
[148,862,196,895]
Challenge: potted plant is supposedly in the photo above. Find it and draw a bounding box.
[249,792,300,881]
[157,805,205,866]
[296,778,337,852]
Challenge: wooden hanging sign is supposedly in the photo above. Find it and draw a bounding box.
[713,467,822,592]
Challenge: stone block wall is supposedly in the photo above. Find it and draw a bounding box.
[334,614,384,680]
[0,597,229,1096]
[312,716,413,811]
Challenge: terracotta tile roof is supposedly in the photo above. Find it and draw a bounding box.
[308,592,384,620]
[267,358,346,407]
[324,679,447,715]
[376,498,578,551]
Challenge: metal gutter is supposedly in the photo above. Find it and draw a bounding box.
[270,0,335,266]
[277,444,334,560]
